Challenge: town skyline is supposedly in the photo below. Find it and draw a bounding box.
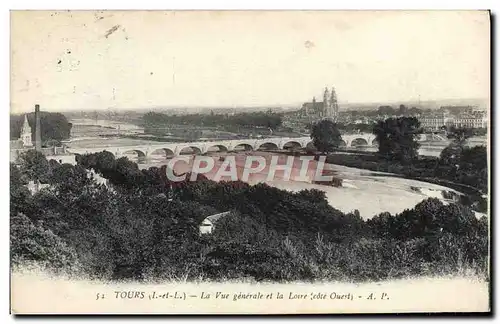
[10,95,490,114]
[11,10,490,114]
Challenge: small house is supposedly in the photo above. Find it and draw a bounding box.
[199,211,232,235]
[86,170,109,187]
[26,181,50,194]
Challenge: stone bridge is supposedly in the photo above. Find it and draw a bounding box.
[66,134,377,158]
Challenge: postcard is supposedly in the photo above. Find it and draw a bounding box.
[10,10,491,314]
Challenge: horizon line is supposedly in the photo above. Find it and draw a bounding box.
[10,96,489,114]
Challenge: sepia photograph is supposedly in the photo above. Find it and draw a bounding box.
[9,9,491,314]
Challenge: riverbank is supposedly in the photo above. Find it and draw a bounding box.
[283,150,488,215]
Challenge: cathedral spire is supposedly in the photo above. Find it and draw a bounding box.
[323,87,330,117]
[330,87,339,118]
[21,114,33,147]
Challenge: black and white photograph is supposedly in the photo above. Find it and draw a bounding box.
[9,10,491,314]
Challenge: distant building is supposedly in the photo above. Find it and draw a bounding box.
[439,105,475,116]
[10,104,70,163]
[453,113,488,129]
[300,87,339,120]
[11,115,32,162]
[26,180,50,195]
[20,114,33,148]
[86,169,110,187]
[419,113,451,131]
[419,110,488,131]
[199,211,232,235]
[10,114,34,159]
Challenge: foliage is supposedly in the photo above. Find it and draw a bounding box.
[18,150,50,183]
[366,198,486,240]
[310,119,343,153]
[143,111,283,134]
[336,123,374,134]
[11,213,79,271]
[373,117,422,164]
[377,106,396,115]
[447,126,474,145]
[438,145,488,193]
[324,147,488,195]
[439,144,463,167]
[10,163,31,216]
[10,149,489,282]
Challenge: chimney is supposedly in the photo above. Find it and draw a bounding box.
[34,104,42,151]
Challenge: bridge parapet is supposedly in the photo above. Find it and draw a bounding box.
[65,134,377,159]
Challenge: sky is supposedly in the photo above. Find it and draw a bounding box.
[10,10,490,113]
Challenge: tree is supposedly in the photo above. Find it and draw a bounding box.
[18,149,50,183]
[95,151,117,173]
[457,145,488,193]
[460,145,487,171]
[377,106,396,116]
[373,117,421,164]
[10,212,79,270]
[142,111,283,135]
[310,119,343,154]
[439,144,462,169]
[439,127,475,177]
[447,126,474,146]
[49,163,93,192]
[10,163,31,215]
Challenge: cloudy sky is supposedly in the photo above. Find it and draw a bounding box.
[10,10,490,113]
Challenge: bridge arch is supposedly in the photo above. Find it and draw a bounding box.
[282,141,302,150]
[122,149,146,158]
[350,138,369,147]
[371,139,378,146]
[305,141,316,150]
[257,142,279,151]
[206,144,228,153]
[69,136,375,159]
[178,146,202,155]
[232,143,254,151]
[339,140,347,148]
[150,148,175,158]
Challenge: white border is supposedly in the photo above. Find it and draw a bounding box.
[3,1,499,10]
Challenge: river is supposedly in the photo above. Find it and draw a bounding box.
[137,151,486,220]
[67,119,487,219]
[354,136,486,157]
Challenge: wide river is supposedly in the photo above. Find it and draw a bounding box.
[67,119,487,219]
[136,151,486,220]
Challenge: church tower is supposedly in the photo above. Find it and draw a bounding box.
[21,114,33,147]
[330,87,339,119]
[323,87,330,118]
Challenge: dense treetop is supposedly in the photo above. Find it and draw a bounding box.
[10,147,488,282]
[310,119,343,153]
[143,111,283,130]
